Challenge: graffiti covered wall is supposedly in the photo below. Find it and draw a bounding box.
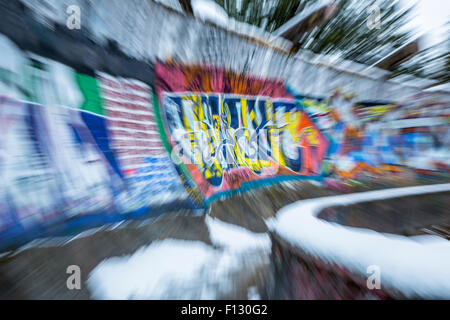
[298,90,450,180]
[0,38,190,251]
[1,0,449,252]
[155,63,330,203]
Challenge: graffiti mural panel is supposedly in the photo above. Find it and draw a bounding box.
[155,63,329,202]
[0,45,191,250]
[0,97,120,242]
[298,90,450,179]
[97,72,190,211]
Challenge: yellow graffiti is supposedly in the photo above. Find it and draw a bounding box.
[165,93,324,185]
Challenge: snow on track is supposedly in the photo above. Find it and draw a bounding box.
[268,183,450,298]
[88,217,271,299]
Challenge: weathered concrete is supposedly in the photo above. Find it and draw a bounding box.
[0,180,448,299]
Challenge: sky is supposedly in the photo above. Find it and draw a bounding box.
[400,0,449,47]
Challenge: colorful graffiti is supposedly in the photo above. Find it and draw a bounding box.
[0,38,190,251]
[299,89,450,179]
[1,31,448,251]
[0,97,119,229]
[97,73,187,211]
[155,63,329,202]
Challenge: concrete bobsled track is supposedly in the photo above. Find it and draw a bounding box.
[1,180,449,299]
[0,0,449,299]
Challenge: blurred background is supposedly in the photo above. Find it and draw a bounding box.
[0,0,449,300]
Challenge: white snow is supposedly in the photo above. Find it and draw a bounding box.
[192,0,229,28]
[247,286,261,300]
[190,0,290,50]
[205,215,271,252]
[88,217,271,299]
[88,239,216,299]
[268,183,450,299]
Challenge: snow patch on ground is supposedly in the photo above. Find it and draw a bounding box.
[247,286,261,300]
[88,218,271,299]
[88,239,216,299]
[268,183,450,299]
[205,215,271,251]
